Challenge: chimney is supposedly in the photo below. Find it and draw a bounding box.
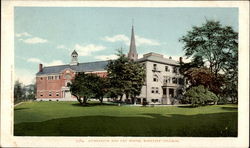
[169,56,172,59]
[39,64,43,72]
[179,57,183,63]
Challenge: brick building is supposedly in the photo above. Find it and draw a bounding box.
[36,26,184,104]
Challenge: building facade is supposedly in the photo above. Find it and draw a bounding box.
[36,26,184,104]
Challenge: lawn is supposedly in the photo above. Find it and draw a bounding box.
[14,101,238,137]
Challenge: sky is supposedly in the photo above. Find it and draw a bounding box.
[14,7,238,85]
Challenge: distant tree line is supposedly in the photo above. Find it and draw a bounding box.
[14,80,36,104]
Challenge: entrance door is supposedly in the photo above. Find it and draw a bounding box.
[169,88,174,98]
[64,90,71,99]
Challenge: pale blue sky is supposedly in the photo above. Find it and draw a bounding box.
[14,7,238,84]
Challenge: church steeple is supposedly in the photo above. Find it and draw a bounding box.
[70,50,78,65]
[128,25,138,61]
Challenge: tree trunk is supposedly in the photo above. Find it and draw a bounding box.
[83,96,87,105]
[99,96,103,104]
[119,94,123,102]
[75,96,83,105]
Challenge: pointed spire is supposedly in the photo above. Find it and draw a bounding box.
[128,24,138,61]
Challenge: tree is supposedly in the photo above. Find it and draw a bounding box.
[106,50,130,101]
[184,85,219,107]
[184,67,224,95]
[180,20,238,101]
[179,55,204,74]
[93,77,109,104]
[124,60,146,104]
[14,80,25,103]
[180,20,238,76]
[69,73,99,105]
[106,49,146,103]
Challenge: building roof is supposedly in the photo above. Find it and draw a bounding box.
[71,50,78,55]
[36,60,109,76]
[137,52,180,66]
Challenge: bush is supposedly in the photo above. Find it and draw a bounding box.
[184,85,218,107]
[217,96,228,105]
[142,100,148,106]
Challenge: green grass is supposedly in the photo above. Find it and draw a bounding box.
[14,101,237,136]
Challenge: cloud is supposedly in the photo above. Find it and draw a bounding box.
[27,58,64,66]
[15,68,36,85]
[45,60,64,66]
[102,34,130,44]
[22,37,48,44]
[74,44,106,56]
[56,45,67,49]
[102,34,160,46]
[135,35,160,46]
[94,55,118,60]
[15,32,31,37]
[27,58,43,63]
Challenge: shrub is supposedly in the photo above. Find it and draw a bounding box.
[217,96,228,105]
[142,100,148,106]
[184,85,218,107]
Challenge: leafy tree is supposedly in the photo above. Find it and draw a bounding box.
[124,60,146,104]
[106,49,146,103]
[93,77,109,104]
[180,20,238,101]
[179,55,204,74]
[184,67,224,95]
[69,73,99,105]
[184,85,219,107]
[106,50,130,101]
[14,80,25,103]
[179,20,238,77]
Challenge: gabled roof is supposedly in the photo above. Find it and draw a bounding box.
[36,60,109,76]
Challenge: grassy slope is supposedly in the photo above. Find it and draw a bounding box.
[14,102,237,136]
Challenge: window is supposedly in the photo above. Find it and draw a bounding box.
[151,99,159,103]
[153,75,158,82]
[151,87,159,94]
[65,74,72,80]
[56,92,59,97]
[165,66,170,72]
[40,93,43,97]
[153,64,157,71]
[172,78,177,84]
[59,76,61,79]
[49,92,52,96]
[155,87,159,93]
[40,77,43,80]
[151,87,155,93]
[173,67,178,73]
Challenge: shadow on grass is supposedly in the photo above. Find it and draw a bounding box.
[177,105,195,108]
[14,108,29,111]
[14,112,237,137]
[221,107,238,111]
[71,102,118,107]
